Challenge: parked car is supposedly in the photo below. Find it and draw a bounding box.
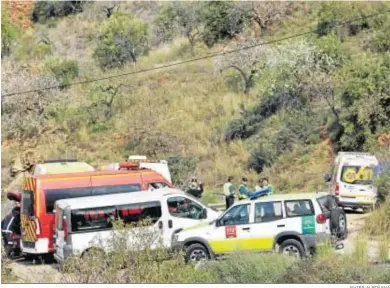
[172,192,346,262]
[53,188,221,264]
[324,152,378,212]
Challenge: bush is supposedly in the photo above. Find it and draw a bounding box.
[224,86,306,142]
[200,1,249,47]
[14,34,52,61]
[278,254,390,283]
[376,166,390,203]
[201,253,294,283]
[166,155,198,188]
[248,146,276,174]
[47,58,79,89]
[31,1,85,24]
[1,9,20,59]
[94,12,149,70]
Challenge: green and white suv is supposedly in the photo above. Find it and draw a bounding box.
[172,192,347,262]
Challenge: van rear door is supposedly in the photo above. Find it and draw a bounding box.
[54,204,68,262]
[338,162,377,204]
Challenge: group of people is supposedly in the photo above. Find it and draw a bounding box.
[186,177,204,198]
[223,176,273,209]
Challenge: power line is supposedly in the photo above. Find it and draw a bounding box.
[3,9,390,97]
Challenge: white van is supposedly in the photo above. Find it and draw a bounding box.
[324,152,379,212]
[53,188,221,263]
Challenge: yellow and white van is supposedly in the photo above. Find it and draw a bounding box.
[324,152,379,212]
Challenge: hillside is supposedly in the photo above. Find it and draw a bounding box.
[1,1,390,199]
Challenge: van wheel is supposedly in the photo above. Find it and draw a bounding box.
[279,239,305,258]
[185,243,210,263]
[81,248,105,262]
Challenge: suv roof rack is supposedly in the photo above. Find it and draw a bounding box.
[43,159,78,164]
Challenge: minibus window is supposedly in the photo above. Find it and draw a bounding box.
[45,187,92,213]
[92,184,141,196]
[71,206,116,233]
[117,201,162,226]
[22,191,34,216]
[45,184,143,214]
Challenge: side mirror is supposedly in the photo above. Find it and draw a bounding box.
[215,219,222,227]
[202,209,208,219]
[324,173,331,183]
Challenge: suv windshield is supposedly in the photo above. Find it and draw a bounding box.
[340,166,374,185]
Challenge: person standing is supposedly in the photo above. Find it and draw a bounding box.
[255,179,264,192]
[262,177,273,195]
[223,176,235,210]
[239,177,249,200]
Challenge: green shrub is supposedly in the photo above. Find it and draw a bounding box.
[166,155,198,188]
[278,254,389,283]
[200,1,249,47]
[370,22,390,53]
[94,12,149,70]
[376,166,390,203]
[201,253,294,283]
[31,1,85,24]
[14,34,52,61]
[46,58,79,89]
[1,9,20,59]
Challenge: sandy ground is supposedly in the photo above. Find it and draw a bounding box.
[2,207,387,283]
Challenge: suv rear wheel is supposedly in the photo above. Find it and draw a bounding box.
[279,239,305,258]
[185,243,210,263]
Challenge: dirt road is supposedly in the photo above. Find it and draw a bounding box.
[4,209,377,283]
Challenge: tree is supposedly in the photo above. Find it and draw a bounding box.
[94,12,149,70]
[31,1,85,23]
[240,2,303,33]
[1,9,20,59]
[171,2,203,54]
[88,84,124,122]
[102,2,120,19]
[1,62,61,140]
[154,3,203,53]
[201,1,249,47]
[216,39,316,94]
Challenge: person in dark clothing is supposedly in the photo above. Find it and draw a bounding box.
[223,176,235,210]
[2,207,21,250]
[186,177,204,198]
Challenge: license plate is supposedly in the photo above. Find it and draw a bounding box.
[341,197,356,203]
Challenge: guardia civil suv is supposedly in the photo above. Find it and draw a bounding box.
[172,192,347,262]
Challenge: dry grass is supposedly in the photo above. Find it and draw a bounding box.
[378,234,390,262]
[353,233,369,266]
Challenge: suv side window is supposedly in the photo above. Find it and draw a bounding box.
[255,201,283,223]
[220,204,250,226]
[167,196,204,220]
[285,200,314,217]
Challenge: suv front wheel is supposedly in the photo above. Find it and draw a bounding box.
[279,239,305,258]
[185,243,210,263]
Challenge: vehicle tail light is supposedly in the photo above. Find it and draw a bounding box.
[316,213,326,224]
[35,218,41,235]
[335,183,340,196]
[63,218,68,241]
